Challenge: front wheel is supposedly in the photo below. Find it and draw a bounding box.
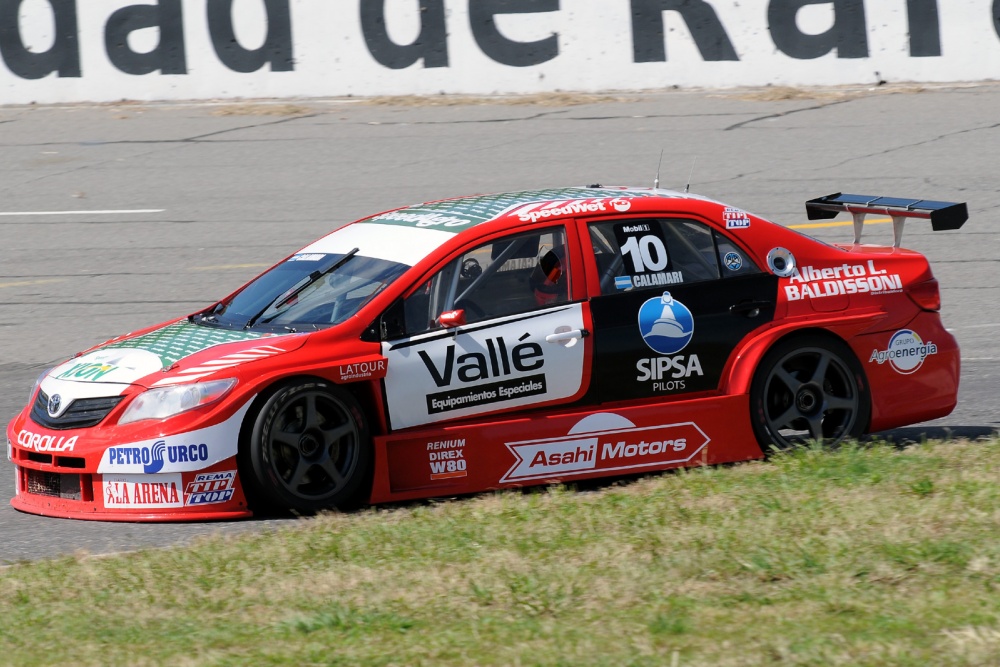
[248,380,372,513]
[749,335,871,451]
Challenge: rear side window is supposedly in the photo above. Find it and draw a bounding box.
[714,230,762,278]
[589,219,720,295]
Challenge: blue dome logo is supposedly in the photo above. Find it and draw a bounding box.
[638,292,694,355]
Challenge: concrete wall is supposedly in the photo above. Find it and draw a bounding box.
[1,0,998,105]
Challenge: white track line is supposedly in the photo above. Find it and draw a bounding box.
[948,323,1000,332]
[0,209,164,216]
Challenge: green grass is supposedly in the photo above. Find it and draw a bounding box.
[5,439,1000,666]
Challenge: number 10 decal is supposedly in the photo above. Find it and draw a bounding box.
[620,234,669,273]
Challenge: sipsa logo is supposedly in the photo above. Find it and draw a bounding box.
[636,354,703,393]
[637,292,694,355]
[869,329,938,374]
[636,292,700,392]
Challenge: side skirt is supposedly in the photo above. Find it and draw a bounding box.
[369,394,763,504]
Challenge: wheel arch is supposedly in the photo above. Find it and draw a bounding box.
[235,373,376,513]
[237,373,380,442]
[726,325,874,438]
[724,325,869,399]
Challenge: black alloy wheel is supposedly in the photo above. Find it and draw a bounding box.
[750,335,871,450]
[248,380,371,512]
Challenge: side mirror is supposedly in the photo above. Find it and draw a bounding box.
[438,309,466,328]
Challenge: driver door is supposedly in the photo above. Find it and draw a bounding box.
[381,226,591,430]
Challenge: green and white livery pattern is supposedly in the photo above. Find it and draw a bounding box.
[41,321,285,394]
[101,321,266,368]
[301,187,676,268]
[365,188,663,231]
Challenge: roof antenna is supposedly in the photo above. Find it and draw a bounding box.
[653,149,664,190]
[684,157,698,194]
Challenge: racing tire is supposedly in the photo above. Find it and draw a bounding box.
[247,379,372,513]
[749,334,871,451]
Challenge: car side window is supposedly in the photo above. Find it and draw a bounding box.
[714,230,762,277]
[402,227,569,335]
[590,219,720,295]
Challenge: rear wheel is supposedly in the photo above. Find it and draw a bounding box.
[750,335,870,450]
[248,380,372,512]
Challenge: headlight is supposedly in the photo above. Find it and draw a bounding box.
[119,379,237,425]
[31,368,52,403]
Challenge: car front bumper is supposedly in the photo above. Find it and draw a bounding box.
[7,402,254,522]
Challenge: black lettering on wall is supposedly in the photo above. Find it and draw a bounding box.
[469,0,559,67]
[360,0,448,69]
[631,0,739,63]
[906,0,941,57]
[0,0,79,79]
[768,0,868,59]
[207,0,293,72]
[993,0,1000,42]
[105,0,187,75]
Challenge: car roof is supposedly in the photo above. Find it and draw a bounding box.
[363,186,706,230]
[298,186,717,267]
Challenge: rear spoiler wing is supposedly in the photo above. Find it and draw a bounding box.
[805,193,968,247]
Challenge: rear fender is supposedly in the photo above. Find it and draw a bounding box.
[721,312,886,397]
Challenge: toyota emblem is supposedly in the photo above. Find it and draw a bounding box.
[47,393,62,417]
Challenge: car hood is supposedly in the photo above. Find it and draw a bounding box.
[40,320,305,399]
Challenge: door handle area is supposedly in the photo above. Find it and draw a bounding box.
[545,328,589,345]
[729,300,772,318]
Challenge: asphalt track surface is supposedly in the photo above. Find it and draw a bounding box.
[1,86,998,563]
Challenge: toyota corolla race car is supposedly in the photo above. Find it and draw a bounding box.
[7,187,966,521]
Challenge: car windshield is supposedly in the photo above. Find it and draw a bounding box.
[193,251,409,332]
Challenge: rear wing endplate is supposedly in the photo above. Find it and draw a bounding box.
[805,193,968,247]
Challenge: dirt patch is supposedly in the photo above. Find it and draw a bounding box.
[733,84,926,102]
[210,103,314,116]
[363,92,641,107]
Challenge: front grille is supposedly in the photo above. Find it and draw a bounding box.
[25,469,82,500]
[31,391,123,430]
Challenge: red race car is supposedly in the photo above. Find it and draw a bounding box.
[7,187,966,521]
